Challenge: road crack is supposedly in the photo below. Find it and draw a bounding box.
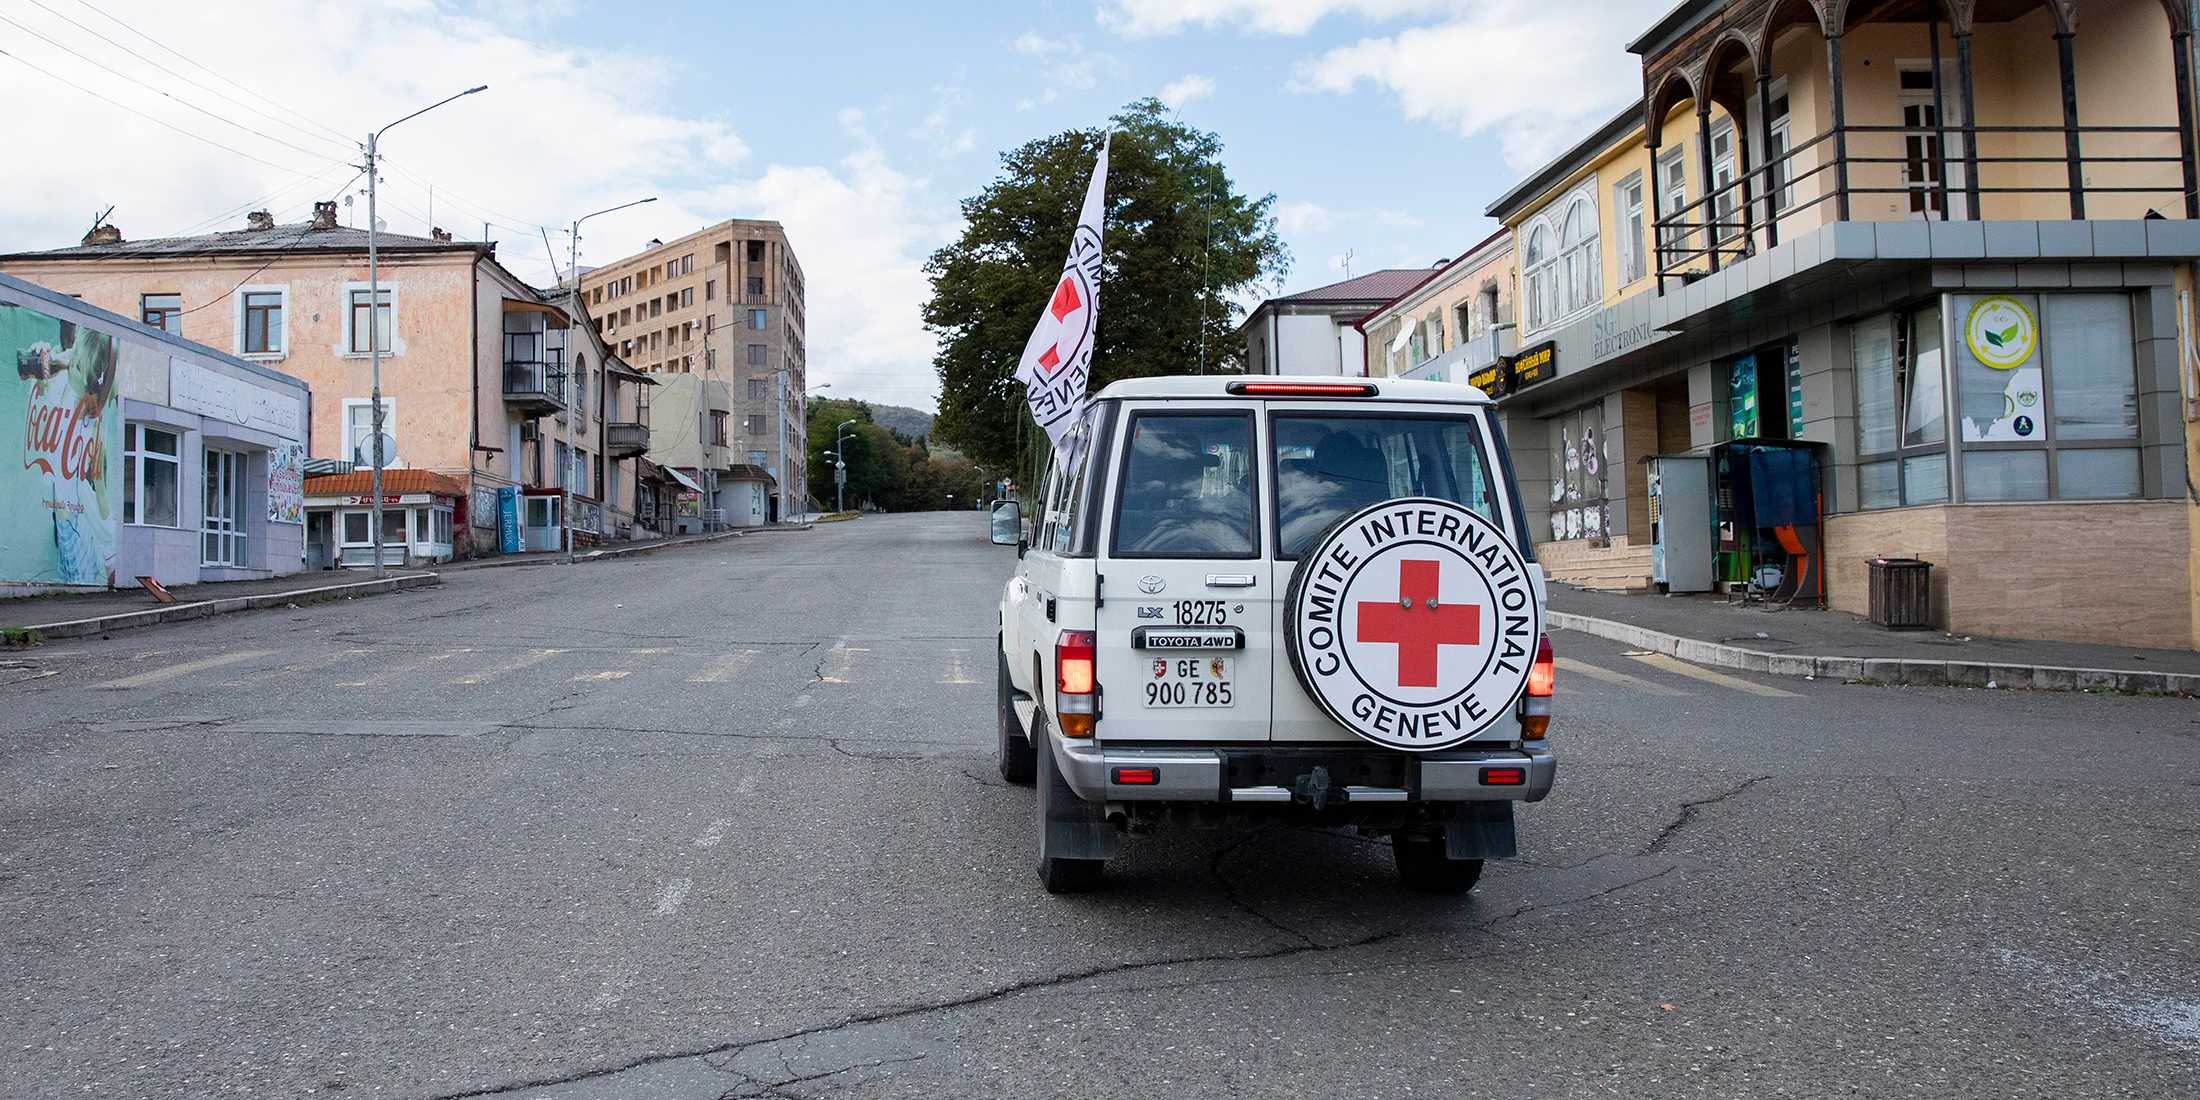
[1645,775,1772,854]
[1208,832,1317,946]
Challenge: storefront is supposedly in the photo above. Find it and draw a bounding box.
[1493,238,2198,649]
[1,274,310,592]
[302,470,461,568]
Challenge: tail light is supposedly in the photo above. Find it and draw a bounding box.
[1056,629,1097,738]
[1518,634,1554,740]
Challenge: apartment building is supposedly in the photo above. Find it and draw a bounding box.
[0,202,640,560]
[1237,269,1436,376]
[1467,0,2200,647]
[1359,229,1518,384]
[577,219,809,522]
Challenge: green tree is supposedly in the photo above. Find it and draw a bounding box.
[925,99,1289,472]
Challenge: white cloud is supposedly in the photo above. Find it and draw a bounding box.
[1158,74,1217,109]
[0,0,952,408]
[1290,0,1668,170]
[1100,0,1452,36]
[1012,31,1071,54]
[1276,200,1332,235]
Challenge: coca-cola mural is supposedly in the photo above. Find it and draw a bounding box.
[3,303,120,586]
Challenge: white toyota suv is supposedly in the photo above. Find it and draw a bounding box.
[992,377,1557,894]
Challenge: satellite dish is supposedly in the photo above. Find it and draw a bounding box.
[353,433,400,468]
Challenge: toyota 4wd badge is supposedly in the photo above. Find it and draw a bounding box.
[1284,498,1541,752]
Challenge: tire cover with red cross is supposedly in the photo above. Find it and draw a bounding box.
[1283,497,1542,752]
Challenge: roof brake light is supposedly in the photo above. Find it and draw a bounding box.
[1226,381,1379,398]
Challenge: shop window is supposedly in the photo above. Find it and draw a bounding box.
[122,424,181,527]
[1952,292,2139,500]
[343,511,370,544]
[1854,306,1949,508]
[1549,404,1609,541]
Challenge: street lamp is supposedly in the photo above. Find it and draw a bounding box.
[562,196,656,564]
[834,417,858,514]
[365,84,486,578]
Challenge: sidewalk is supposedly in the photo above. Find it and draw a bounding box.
[1,570,438,639]
[435,529,748,571]
[1547,585,2200,694]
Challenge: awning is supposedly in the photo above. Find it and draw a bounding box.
[502,298,571,327]
[665,467,704,493]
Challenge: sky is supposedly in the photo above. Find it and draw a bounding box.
[0,0,1675,412]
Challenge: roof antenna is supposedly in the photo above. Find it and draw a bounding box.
[86,205,115,236]
[1341,248,1353,278]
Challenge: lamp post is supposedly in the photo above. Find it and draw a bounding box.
[365,84,486,578]
[562,197,656,564]
[834,418,858,514]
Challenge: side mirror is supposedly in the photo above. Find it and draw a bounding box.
[989,500,1023,553]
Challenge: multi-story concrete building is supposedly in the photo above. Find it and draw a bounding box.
[0,202,649,560]
[1473,0,2200,646]
[577,219,809,521]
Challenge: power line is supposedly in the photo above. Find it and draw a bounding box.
[63,0,356,148]
[165,161,359,238]
[22,0,356,159]
[0,46,321,176]
[0,13,341,165]
[176,168,370,318]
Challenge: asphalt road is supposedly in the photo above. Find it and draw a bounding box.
[3,512,2197,1099]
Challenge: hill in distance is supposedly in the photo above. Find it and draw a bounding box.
[869,403,935,442]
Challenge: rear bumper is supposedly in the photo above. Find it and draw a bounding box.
[1052,731,1556,806]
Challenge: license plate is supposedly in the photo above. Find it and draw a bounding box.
[1143,656,1234,708]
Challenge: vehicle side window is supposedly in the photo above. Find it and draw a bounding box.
[1273,413,1498,558]
[1110,412,1257,559]
[1049,452,1085,554]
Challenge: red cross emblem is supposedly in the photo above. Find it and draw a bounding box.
[1035,276,1084,374]
[1356,559,1480,688]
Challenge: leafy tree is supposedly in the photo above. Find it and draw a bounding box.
[925,99,1289,472]
[803,396,987,512]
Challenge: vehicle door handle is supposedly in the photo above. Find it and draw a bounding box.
[1205,574,1256,588]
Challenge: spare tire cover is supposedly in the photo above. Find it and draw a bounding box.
[1283,497,1541,752]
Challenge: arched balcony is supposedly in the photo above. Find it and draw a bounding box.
[1636,0,2198,286]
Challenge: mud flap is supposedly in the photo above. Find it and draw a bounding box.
[1443,801,1517,860]
[1037,723,1118,862]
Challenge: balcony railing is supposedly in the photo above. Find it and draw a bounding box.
[1652,121,2195,284]
[502,343,568,413]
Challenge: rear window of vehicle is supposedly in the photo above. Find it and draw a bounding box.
[1273,413,1499,558]
[1110,412,1257,558]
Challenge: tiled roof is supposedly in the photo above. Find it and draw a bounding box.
[1,222,489,261]
[1273,269,1440,304]
[303,470,468,498]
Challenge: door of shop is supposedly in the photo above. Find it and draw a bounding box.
[202,449,245,566]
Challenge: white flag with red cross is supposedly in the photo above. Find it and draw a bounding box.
[1016,134,1109,467]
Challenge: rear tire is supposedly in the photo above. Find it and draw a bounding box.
[997,642,1035,785]
[1035,717,1106,893]
[1393,835,1484,894]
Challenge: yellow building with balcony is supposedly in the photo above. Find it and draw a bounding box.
[1483,0,2199,647]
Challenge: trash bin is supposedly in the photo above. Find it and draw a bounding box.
[1867,558,1933,630]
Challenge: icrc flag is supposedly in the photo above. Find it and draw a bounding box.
[1016,134,1109,462]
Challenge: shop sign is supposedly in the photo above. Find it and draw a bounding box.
[2,303,121,587]
[1508,341,1556,390]
[1591,310,1654,361]
[1466,359,1510,397]
[497,486,521,553]
[1729,354,1760,439]
[337,493,428,506]
[1964,296,2037,370]
[267,443,304,525]
[170,357,302,437]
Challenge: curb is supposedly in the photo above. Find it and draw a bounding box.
[439,530,746,571]
[23,572,441,641]
[1547,610,2199,696]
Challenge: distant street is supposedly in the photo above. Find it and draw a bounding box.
[3,513,2197,1099]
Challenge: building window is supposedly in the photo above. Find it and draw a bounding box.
[122,423,180,527]
[1657,146,1688,262]
[345,398,399,468]
[706,280,716,301]
[241,290,285,355]
[746,343,766,367]
[140,293,180,332]
[650,299,662,318]
[1615,172,1646,285]
[1558,199,1599,317]
[750,308,768,329]
[1766,83,1793,212]
[743,414,765,435]
[746,241,764,263]
[705,347,716,371]
[681,254,694,275]
[746,276,765,296]
[748,378,767,400]
[347,287,394,353]
[681,288,694,308]
[1523,226,1553,331]
[710,411,729,445]
[1453,301,1474,343]
[1709,120,1739,242]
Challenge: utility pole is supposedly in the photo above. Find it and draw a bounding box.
[834,418,857,514]
[562,197,656,564]
[364,84,486,578]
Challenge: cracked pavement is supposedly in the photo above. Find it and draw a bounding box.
[4,513,2198,1098]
